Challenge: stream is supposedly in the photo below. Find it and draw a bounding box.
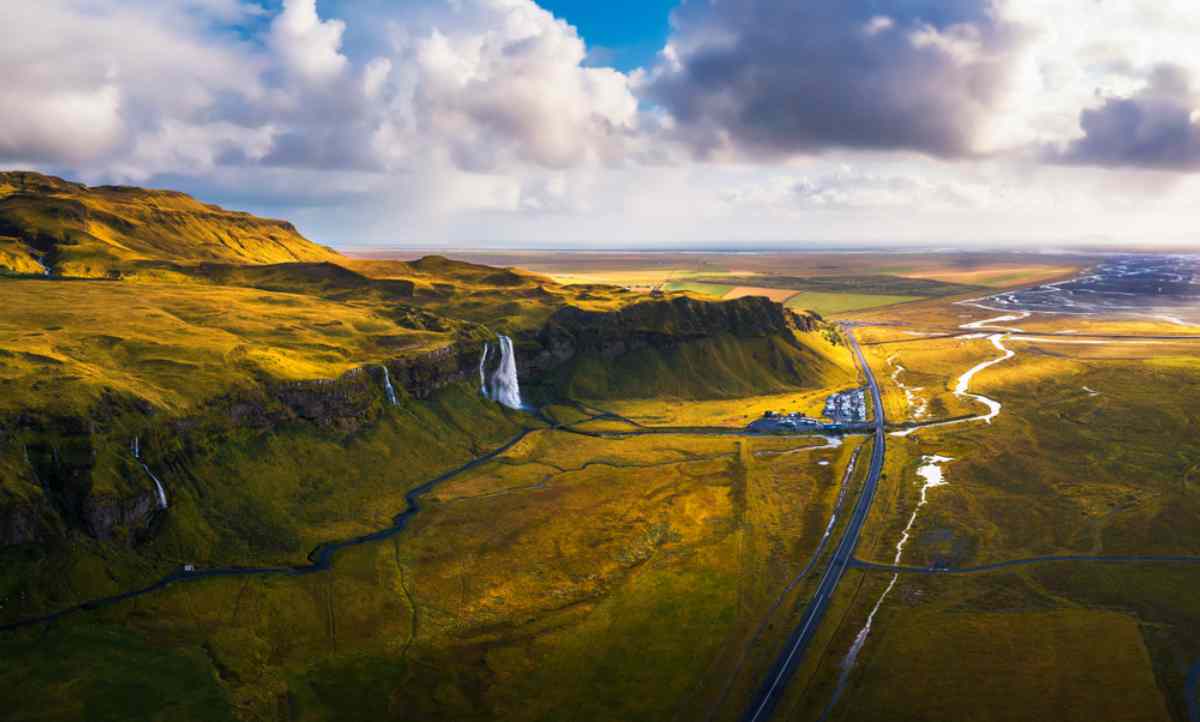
[822,454,954,719]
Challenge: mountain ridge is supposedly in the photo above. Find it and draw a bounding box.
[0,170,340,276]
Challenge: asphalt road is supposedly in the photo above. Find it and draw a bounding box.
[741,330,886,722]
[1187,660,1200,722]
[0,427,537,633]
[850,555,1200,576]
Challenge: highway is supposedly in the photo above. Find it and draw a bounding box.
[850,554,1200,576]
[741,329,886,722]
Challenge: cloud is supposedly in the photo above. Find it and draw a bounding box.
[5,0,1200,247]
[642,0,1029,160]
[403,0,638,171]
[0,0,639,215]
[0,2,263,167]
[1048,64,1200,170]
[269,0,349,83]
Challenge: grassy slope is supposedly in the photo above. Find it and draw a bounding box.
[0,382,526,624]
[0,278,451,416]
[556,334,847,401]
[0,172,340,276]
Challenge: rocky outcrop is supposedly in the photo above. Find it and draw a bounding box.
[384,345,477,400]
[0,498,50,545]
[272,368,376,433]
[82,490,158,542]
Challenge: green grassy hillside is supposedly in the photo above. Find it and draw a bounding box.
[555,333,852,400]
[0,171,340,276]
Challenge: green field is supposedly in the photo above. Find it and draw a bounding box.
[785,291,921,315]
[663,280,735,297]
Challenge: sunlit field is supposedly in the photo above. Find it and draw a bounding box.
[1,426,868,722]
[786,291,1200,722]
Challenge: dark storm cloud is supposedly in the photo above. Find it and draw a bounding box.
[644,0,1028,159]
[1051,64,1200,171]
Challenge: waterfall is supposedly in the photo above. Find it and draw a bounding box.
[380,365,399,406]
[481,335,523,410]
[132,437,168,510]
[479,342,490,397]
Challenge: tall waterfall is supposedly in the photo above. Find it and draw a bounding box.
[131,437,168,510]
[380,365,399,406]
[480,335,523,410]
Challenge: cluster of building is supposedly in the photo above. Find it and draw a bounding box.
[746,387,869,434]
[747,411,827,433]
[824,388,867,423]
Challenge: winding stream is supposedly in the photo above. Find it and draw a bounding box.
[823,454,954,718]
[888,357,928,421]
[891,311,1022,438]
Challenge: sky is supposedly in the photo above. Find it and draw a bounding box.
[2,0,1200,250]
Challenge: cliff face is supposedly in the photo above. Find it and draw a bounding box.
[0,343,486,546]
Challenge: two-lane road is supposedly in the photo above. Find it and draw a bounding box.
[742,330,887,722]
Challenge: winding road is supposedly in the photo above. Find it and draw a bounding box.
[0,428,537,633]
[741,330,886,722]
[0,401,857,634]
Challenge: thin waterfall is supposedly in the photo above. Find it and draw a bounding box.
[132,437,168,510]
[480,335,523,410]
[380,365,399,406]
[479,342,490,397]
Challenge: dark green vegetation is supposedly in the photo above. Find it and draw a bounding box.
[799,566,1188,722]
